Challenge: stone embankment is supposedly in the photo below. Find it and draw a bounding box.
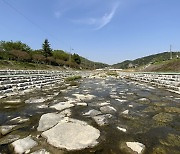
[119,72,180,94]
[0,70,77,98]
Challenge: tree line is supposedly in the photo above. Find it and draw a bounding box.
[0,39,81,68]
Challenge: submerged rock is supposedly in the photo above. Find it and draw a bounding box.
[50,102,74,111]
[0,135,20,145]
[0,125,17,136]
[9,116,29,124]
[25,97,47,104]
[164,107,180,113]
[83,109,102,117]
[160,133,180,147]
[100,106,116,114]
[92,114,112,126]
[11,136,38,154]
[42,118,100,151]
[153,113,174,123]
[72,94,96,101]
[120,141,145,154]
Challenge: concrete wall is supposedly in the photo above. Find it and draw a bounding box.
[119,72,180,94]
[0,70,77,98]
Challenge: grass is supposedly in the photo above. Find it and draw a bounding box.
[65,75,82,81]
[106,71,118,77]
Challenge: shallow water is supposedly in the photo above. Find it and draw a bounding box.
[0,78,179,154]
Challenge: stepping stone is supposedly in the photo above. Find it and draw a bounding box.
[0,125,17,135]
[41,118,100,151]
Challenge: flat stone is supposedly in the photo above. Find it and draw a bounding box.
[11,136,38,154]
[42,118,100,151]
[9,117,29,124]
[37,113,65,132]
[0,125,17,135]
[31,149,50,154]
[126,142,145,154]
[25,98,47,104]
[0,135,20,145]
[72,94,96,101]
[5,99,21,103]
[92,114,112,126]
[51,102,74,111]
[115,99,127,103]
[99,102,110,106]
[100,106,116,114]
[83,109,102,117]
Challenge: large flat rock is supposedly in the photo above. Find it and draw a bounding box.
[50,102,74,111]
[11,136,38,154]
[42,118,100,151]
[37,113,65,132]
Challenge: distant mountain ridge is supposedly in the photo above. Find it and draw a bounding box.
[112,52,180,70]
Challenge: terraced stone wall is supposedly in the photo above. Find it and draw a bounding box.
[119,72,180,94]
[0,70,77,98]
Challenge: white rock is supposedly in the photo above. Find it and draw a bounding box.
[126,142,145,154]
[42,118,100,151]
[115,99,127,103]
[99,102,110,106]
[100,106,116,114]
[0,125,17,135]
[37,113,64,132]
[92,114,112,126]
[122,110,129,115]
[25,98,47,104]
[72,94,96,101]
[11,136,38,154]
[31,149,50,154]
[76,103,88,106]
[5,99,21,103]
[117,127,127,132]
[10,117,29,124]
[128,105,133,108]
[51,102,74,111]
[83,109,101,117]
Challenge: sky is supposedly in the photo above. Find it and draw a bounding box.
[0,0,180,64]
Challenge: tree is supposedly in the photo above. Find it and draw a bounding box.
[42,39,52,57]
[72,53,81,64]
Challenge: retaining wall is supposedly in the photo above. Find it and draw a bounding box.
[119,72,180,94]
[0,70,77,98]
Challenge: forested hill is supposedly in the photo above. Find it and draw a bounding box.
[112,52,180,69]
[0,40,108,70]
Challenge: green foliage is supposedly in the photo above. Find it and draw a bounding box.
[42,39,52,57]
[0,40,31,52]
[106,71,118,77]
[53,50,69,61]
[72,53,81,64]
[113,52,180,69]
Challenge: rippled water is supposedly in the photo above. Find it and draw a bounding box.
[0,77,179,154]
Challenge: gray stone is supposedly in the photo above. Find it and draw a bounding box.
[31,149,50,154]
[42,118,100,151]
[50,102,74,111]
[72,94,96,101]
[92,114,112,126]
[0,135,20,145]
[83,109,102,117]
[0,125,17,135]
[25,98,47,104]
[100,106,116,114]
[11,136,38,154]
[37,113,65,132]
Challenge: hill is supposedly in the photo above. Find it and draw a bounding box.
[112,52,180,72]
[0,40,108,70]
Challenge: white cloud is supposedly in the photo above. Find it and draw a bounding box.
[71,1,119,30]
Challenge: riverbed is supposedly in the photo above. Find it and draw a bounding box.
[0,76,179,154]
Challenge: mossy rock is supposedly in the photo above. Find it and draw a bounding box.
[152,146,167,154]
[164,107,180,113]
[153,113,173,123]
[143,106,161,113]
[160,134,180,147]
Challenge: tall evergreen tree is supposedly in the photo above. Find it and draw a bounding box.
[42,39,52,57]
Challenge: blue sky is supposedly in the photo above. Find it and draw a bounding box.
[0,0,180,64]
